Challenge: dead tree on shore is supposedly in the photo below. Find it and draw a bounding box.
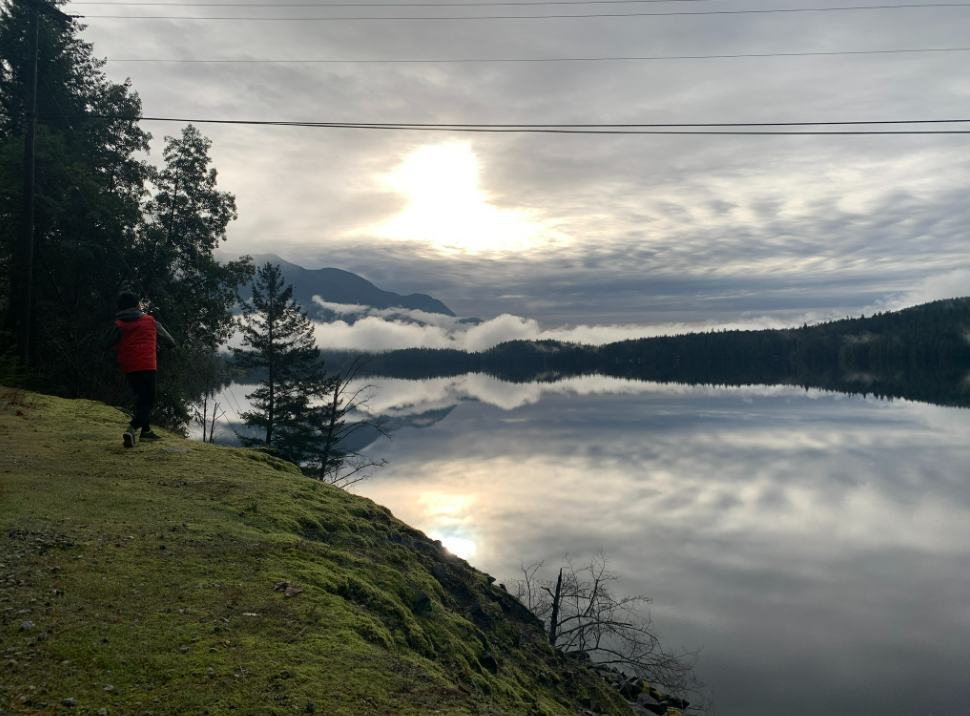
[508,552,701,699]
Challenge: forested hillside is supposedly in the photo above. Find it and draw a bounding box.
[336,298,970,408]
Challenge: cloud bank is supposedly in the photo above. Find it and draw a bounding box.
[876,268,970,312]
[311,296,856,352]
[311,263,970,353]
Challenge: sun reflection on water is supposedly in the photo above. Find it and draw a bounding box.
[431,535,477,560]
[419,492,478,560]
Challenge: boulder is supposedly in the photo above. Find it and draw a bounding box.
[663,695,690,710]
[636,692,667,715]
[618,679,641,700]
[478,651,499,674]
[472,628,489,648]
[469,603,492,623]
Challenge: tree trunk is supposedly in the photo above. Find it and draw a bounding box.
[319,376,341,477]
[266,283,275,445]
[208,401,218,443]
[202,386,208,442]
[549,568,563,646]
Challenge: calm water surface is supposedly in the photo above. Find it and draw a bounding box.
[351,376,970,716]
[213,375,970,715]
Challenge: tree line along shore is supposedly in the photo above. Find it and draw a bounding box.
[320,297,970,409]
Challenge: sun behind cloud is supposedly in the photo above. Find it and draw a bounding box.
[363,142,554,253]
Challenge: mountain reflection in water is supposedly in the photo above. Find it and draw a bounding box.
[204,375,970,715]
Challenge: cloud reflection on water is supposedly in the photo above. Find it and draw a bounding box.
[199,374,970,714]
[352,376,970,716]
[356,373,840,416]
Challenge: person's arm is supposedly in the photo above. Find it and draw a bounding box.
[99,323,121,350]
[155,321,177,348]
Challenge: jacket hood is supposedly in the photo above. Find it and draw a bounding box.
[115,308,145,322]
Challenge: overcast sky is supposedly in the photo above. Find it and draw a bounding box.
[74,0,970,327]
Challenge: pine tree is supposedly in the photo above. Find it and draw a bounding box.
[137,126,253,425]
[232,262,326,459]
[140,126,249,352]
[1,0,150,390]
[0,4,252,427]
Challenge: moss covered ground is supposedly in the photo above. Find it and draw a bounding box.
[0,390,632,716]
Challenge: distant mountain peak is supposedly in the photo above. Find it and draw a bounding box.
[231,252,456,318]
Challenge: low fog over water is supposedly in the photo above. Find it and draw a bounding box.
[205,375,970,715]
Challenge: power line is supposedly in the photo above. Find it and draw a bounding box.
[104,46,970,64]
[88,115,970,126]
[149,117,970,129]
[78,3,970,21]
[69,114,970,134]
[74,0,714,5]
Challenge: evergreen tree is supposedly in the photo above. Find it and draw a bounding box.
[140,126,248,352]
[0,5,252,426]
[136,126,253,425]
[1,0,150,392]
[232,262,327,459]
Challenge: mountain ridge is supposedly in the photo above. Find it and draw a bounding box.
[236,253,456,318]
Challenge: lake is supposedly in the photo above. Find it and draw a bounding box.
[208,375,970,716]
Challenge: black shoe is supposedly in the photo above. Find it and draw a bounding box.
[123,426,138,448]
[140,430,164,442]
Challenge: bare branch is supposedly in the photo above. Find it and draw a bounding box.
[300,353,391,488]
[505,553,704,702]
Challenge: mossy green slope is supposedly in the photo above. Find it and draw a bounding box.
[0,392,630,716]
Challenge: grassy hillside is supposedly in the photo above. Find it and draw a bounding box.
[0,390,634,716]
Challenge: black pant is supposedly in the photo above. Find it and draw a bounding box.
[126,370,156,432]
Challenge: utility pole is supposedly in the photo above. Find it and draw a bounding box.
[16,1,39,368]
[15,0,73,368]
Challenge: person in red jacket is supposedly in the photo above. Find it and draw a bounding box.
[101,291,177,448]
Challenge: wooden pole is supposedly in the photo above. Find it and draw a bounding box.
[15,0,75,367]
[17,2,39,367]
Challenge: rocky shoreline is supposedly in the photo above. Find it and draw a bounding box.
[587,664,695,716]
